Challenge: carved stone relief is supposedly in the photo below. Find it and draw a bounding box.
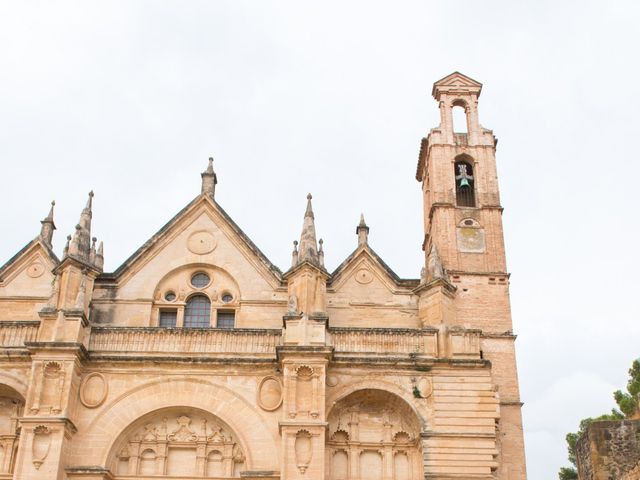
[187,231,217,255]
[79,372,108,408]
[354,268,373,285]
[326,389,422,480]
[456,219,485,253]
[31,361,65,415]
[111,409,245,478]
[0,395,23,474]
[31,425,51,470]
[294,430,313,474]
[26,262,45,278]
[257,376,283,411]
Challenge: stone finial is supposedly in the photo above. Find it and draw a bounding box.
[201,157,218,198]
[95,241,104,270]
[318,238,325,268]
[39,200,56,248]
[426,244,445,282]
[89,237,97,263]
[295,194,322,267]
[291,240,299,268]
[356,213,369,247]
[63,235,71,257]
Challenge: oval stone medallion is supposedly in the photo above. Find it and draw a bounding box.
[187,231,217,255]
[257,376,283,411]
[79,373,108,408]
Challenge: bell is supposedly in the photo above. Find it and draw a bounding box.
[459,178,470,188]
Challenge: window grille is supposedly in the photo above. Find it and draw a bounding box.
[159,310,177,328]
[184,295,211,328]
[216,310,235,329]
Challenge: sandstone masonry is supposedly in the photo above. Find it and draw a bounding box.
[0,72,527,480]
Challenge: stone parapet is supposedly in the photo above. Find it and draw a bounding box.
[0,321,39,348]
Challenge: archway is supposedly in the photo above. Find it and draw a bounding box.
[0,384,24,475]
[326,389,423,480]
[107,406,246,478]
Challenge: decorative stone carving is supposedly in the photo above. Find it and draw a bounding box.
[111,409,245,477]
[187,231,217,254]
[27,262,45,278]
[355,268,373,284]
[79,373,108,408]
[456,219,485,253]
[32,361,65,415]
[326,375,339,387]
[32,425,51,470]
[287,294,298,315]
[168,415,198,442]
[295,430,313,473]
[416,377,433,399]
[327,389,422,480]
[257,376,283,411]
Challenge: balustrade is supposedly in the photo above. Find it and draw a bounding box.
[0,321,39,348]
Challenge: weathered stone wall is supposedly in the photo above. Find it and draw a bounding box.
[576,419,640,480]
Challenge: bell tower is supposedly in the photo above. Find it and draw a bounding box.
[416,72,527,479]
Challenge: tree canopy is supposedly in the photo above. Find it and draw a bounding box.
[558,359,639,479]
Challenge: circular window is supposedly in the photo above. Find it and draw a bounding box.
[222,293,233,303]
[164,291,176,302]
[191,272,210,288]
[464,219,474,226]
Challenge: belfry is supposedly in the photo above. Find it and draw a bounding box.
[0,72,526,479]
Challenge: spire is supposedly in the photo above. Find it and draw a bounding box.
[201,157,218,198]
[356,213,369,247]
[66,191,94,262]
[296,194,320,266]
[39,200,56,248]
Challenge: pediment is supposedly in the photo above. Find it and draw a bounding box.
[328,246,417,294]
[101,195,283,292]
[432,71,483,99]
[0,239,58,294]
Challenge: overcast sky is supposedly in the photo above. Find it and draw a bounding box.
[1,1,639,477]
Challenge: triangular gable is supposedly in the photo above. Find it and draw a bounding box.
[0,238,59,288]
[100,195,283,288]
[432,71,483,99]
[328,245,419,293]
[433,71,482,88]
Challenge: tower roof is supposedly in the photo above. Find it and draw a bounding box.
[432,71,483,100]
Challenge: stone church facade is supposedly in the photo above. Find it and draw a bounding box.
[0,72,527,480]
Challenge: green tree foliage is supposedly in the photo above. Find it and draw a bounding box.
[613,359,640,417]
[558,358,639,479]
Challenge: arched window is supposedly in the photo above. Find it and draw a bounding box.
[454,160,475,207]
[452,103,468,133]
[138,449,157,475]
[184,295,211,328]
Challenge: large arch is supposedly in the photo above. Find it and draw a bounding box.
[70,377,279,472]
[326,379,428,431]
[0,383,24,475]
[107,406,247,477]
[326,388,424,480]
